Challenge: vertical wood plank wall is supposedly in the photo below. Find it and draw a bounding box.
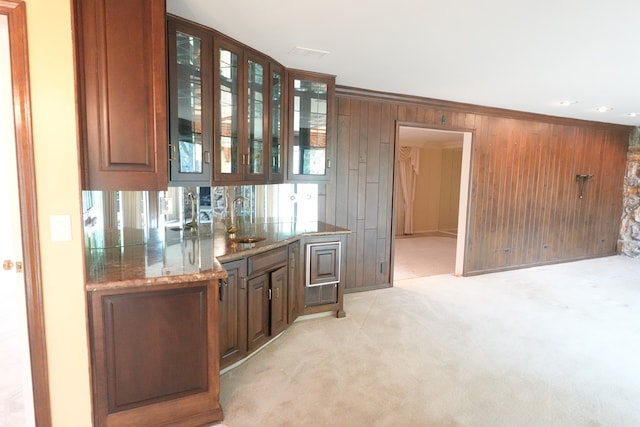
[321,87,629,290]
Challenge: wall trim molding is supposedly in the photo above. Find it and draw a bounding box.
[336,85,632,131]
[0,1,52,425]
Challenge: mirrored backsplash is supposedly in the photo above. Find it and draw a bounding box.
[82,184,318,248]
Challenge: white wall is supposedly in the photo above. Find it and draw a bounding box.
[397,145,462,235]
[26,0,93,425]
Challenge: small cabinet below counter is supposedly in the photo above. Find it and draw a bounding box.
[217,227,349,371]
[301,235,346,318]
[219,245,289,370]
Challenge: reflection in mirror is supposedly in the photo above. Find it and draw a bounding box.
[82,184,319,248]
[82,190,163,248]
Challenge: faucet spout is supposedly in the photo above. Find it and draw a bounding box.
[228,195,249,234]
[185,192,198,233]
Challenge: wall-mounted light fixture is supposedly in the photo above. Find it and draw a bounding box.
[576,174,593,199]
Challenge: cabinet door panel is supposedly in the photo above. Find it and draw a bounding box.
[304,283,338,307]
[306,242,341,286]
[246,55,268,181]
[219,259,247,369]
[168,18,212,185]
[88,281,222,426]
[74,0,167,190]
[247,274,269,351]
[269,63,285,183]
[270,266,287,336]
[103,289,207,411]
[287,70,335,182]
[214,40,243,182]
[288,242,300,324]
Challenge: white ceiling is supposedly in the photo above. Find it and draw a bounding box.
[167,0,640,127]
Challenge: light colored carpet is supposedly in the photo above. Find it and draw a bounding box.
[214,255,640,427]
[394,236,456,279]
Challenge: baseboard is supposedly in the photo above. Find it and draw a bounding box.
[396,230,457,239]
[344,283,392,293]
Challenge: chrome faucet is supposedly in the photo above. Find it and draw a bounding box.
[185,192,198,233]
[227,195,249,234]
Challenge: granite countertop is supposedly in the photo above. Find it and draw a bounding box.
[85,221,350,291]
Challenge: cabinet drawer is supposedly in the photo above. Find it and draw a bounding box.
[247,246,287,277]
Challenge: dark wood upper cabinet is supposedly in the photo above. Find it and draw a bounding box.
[166,16,290,186]
[269,62,286,183]
[213,38,273,184]
[213,37,244,183]
[73,0,168,190]
[167,17,213,186]
[287,69,336,182]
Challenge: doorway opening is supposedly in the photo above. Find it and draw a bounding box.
[392,125,472,280]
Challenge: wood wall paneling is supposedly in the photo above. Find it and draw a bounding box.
[330,86,629,289]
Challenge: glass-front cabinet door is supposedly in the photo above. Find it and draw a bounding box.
[168,18,212,185]
[214,39,242,182]
[245,53,268,182]
[168,18,289,185]
[269,62,285,183]
[287,70,335,181]
[214,41,270,183]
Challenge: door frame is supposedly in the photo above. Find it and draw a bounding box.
[1,1,51,425]
[390,121,474,279]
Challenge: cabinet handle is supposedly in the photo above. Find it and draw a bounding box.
[168,144,177,161]
[240,277,247,290]
[219,279,227,301]
[205,151,211,164]
[275,287,280,299]
[268,288,272,300]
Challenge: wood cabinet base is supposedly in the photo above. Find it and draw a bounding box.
[88,280,223,426]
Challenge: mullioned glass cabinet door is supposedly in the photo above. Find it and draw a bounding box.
[269,63,284,183]
[214,40,245,183]
[287,71,335,181]
[168,18,212,185]
[246,56,267,181]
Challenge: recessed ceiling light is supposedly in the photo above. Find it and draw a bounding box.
[558,100,578,106]
[626,112,637,117]
[595,106,612,112]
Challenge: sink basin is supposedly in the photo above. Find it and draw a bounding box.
[230,236,266,244]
